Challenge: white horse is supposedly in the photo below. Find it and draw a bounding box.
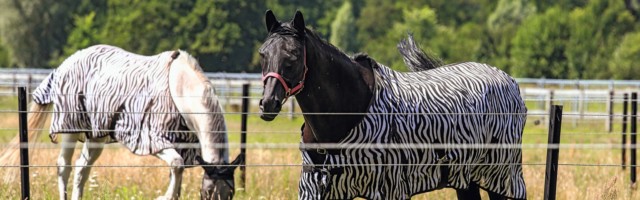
[0,45,242,200]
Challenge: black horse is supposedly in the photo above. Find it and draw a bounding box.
[259,10,527,200]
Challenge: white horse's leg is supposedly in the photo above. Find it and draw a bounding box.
[154,148,184,200]
[70,136,107,200]
[57,134,80,200]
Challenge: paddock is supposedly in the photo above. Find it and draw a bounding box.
[1,70,640,199]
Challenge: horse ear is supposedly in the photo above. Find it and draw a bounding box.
[293,10,305,34]
[265,10,279,33]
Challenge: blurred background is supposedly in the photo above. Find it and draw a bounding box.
[2,1,640,199]
[0,0,638,79]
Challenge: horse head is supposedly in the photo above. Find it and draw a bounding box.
[258,10,308,121]
[197,153,244,200]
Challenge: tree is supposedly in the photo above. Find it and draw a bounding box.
[51,12,101,66]
[566,0,636,79]
[425,0,497,26]
[533,0,587,11]
[363,5,439,71]
[625,0,640,21]
[355,0,402,48]
[0,39,10,67]
[430,23,483,64]
[330,1,357,52]
[510,6,571,78]
[609,32,640,79]
[483,0,536,72]
[0,0,78,68]
[58,0,267,72]
[265,0,342,36]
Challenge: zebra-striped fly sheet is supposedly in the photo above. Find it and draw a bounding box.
[27,44,239,199]
[259,11,527,200]
[34,45,204,162]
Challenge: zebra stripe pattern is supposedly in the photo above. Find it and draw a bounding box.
[32,45,202,165]
[299,62,527,199]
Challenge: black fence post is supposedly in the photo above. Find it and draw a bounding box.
[238,83,249,191]
[544,105,563,200]
[18,87,30,200]
[623,93,629,170]
[631,92,637,187]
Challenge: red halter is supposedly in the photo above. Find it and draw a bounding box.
[262,47,308,103]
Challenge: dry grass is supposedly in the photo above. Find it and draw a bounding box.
[0,101,639,199]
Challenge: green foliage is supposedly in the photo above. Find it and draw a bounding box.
[166,0,267,72]
[430,23,483,64]
[330,1,356,52]
[0,0,78,68]
[424,0,497,26]
[534,0,587,11]
[0,39,10,67]
[0,0,637,77]
[565,0,637,79]
[55,0,267,72]
[265,0,342,36]
[483,0,536,72]
[355,0,402,47]
[362,5,438,71]
[610,32,640,80]
[510,7,571,78]
[50,12,101,67]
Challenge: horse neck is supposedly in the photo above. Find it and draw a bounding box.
[196,87,229,164]
[169,57,229,164]
[296,36,373,143]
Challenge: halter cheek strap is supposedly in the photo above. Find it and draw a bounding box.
[262,47,308,103]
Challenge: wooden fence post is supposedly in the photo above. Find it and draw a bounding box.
[544,105,563,200]
[18,87,30,200]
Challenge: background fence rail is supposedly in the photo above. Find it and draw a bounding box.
[2,69,640,199]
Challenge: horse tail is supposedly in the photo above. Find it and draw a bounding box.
[397,33,444,72]
[0,72,54,183]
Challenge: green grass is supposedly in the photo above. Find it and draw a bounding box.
[0,96,18,142]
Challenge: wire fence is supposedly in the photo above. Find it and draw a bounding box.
[0,90,637,165]
[1,83,640,199]
[0,90,635,136]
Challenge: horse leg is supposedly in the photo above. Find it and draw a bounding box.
[57,134,80,200]
[154,148,184,200]
[487,190,508,200]
[455,182,481,200]
[70,136,107,200]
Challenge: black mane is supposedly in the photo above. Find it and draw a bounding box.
[353,53,378,69]
[303,27,354,62]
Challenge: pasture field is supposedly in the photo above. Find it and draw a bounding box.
[0,95,638,200]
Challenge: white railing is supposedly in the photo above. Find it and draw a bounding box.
[1,68,639,128]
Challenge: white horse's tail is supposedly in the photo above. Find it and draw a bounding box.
[0,73,55,183]
[0,103,52,183]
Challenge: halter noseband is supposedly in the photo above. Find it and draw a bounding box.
[262,46,308,103]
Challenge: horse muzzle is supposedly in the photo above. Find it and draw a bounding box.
[198,154,245,200]
[259,98,282,121]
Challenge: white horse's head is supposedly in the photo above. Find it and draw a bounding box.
[168,51,242,199]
